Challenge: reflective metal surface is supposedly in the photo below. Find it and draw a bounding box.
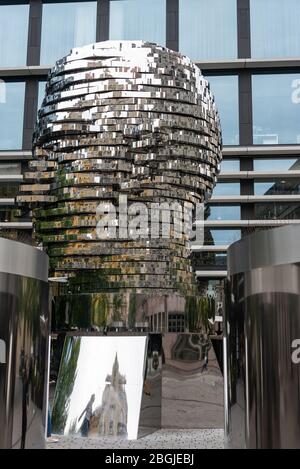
[228,223,300,276]
[18,40,222,297]
[162,333,224,429]
[52,291,216,334]
[226,224,300,449]
[0,239,49,449]
[52,334,162,440]
[0,237,48,282]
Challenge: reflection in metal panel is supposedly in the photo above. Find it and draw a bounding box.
[162,333,224,429]
[52,334,162,440]
[226,224,300,449]
[0,238,49,449]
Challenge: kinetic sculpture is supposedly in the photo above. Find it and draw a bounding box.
[18,42,223,437]
[18,41,222,325]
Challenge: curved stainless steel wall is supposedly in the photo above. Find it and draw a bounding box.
[225,224,300,449]
[0,238,49,449]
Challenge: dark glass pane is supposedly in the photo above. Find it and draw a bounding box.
[0,184,20,198]
[192,251,227,268]
[255,203,300,220]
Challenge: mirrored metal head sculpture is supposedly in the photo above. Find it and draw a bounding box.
[19,41,222,299]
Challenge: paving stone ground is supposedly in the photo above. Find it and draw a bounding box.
[47,429,224,450]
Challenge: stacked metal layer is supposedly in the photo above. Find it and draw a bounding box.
[18,41,222,295]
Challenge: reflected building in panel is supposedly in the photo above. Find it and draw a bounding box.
[52,335,159,440]
[98,354,128,437]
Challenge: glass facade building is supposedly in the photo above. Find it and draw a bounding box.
[109,0,166,44]
[40,1,97,64]
[0,0,299,297]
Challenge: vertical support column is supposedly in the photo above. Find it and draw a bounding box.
[237,0,254,223]
[22,79,39,150]
[24,0,42,150]
[97,0,110,42]
[27,0,43,66]
[239,72,254,222]
[239,71,254,223]
[237,0,251,59]
[239,72,253,146]
[166,0,179,51]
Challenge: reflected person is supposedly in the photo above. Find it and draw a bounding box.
[78,394,95,437]
[20,351,32,449]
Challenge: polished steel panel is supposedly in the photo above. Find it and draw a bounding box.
[131,334,162,438]
[0,244,49,449]
[0,237,48,282]
[162,333,224,429]
[228,223,300,276]
[52,334,162,440]
[52,291,216,336]
[226,225,300,449]
[0,238,49,449]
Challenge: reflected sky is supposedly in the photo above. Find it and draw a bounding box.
[61,336,147,440]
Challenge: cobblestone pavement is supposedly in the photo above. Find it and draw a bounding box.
[47,429,224,450]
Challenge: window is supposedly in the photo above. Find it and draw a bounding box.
[254,180,300,196]
[252,74,300,145]
[179,0,237,60]
[253,158,300,171]
[0,208,19,223]
[168,314,185,333]
[208,76,239,145]
[41,2,97,65]
[255,203,300,220]
[204,229,241,246]
[206,279,225,299]
[38,81,47,111]
[221,160,240,172]
[0,184,20,198]
[0,4,29,67]
[0,163,21,175]
[0,82,25,150]
[213,183,240,196]
[109,0,166,44]
[251,0,300,58]
[192,252,227,268]
[206,205,241,220]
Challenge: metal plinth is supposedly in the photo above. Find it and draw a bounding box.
[0,238,49,449]
[225,225,300,449]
